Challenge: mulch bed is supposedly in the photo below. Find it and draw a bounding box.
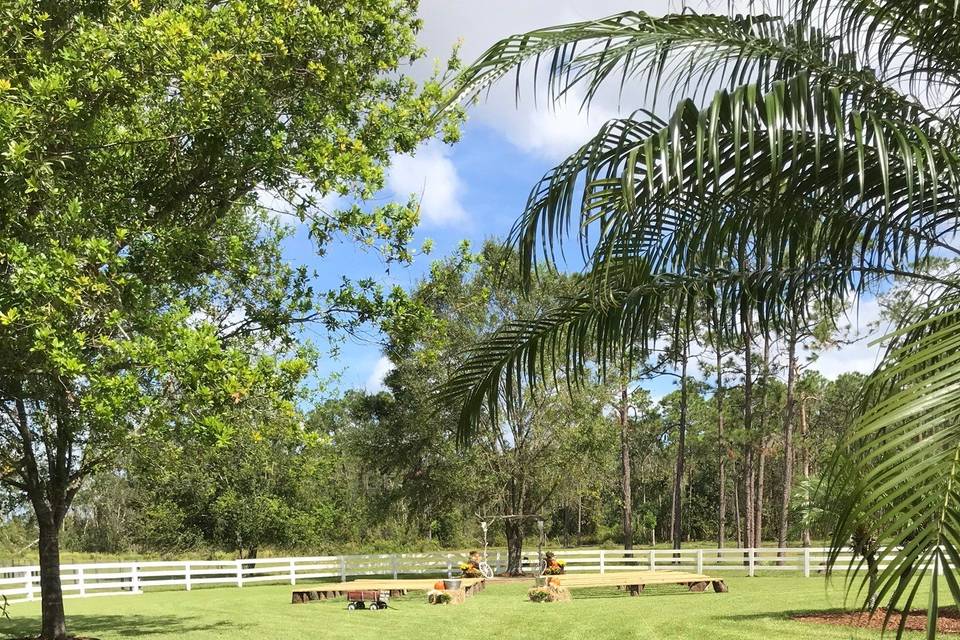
[793,607,960,634]
[10,636,100,640]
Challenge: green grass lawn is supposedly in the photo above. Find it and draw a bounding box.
[0,577,923,639]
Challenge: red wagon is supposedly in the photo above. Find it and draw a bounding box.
[346,589,389,610]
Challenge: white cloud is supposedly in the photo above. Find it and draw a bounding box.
[365,356,396,393]
[494,92,619,161]
[388,142,467,225]
[414,1,690,161]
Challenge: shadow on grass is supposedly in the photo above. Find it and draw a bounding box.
[0,614,236,638]
[564,586,715,600]
[719,607,854,626]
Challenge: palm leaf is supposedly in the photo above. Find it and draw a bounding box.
[804,0,960,106]
[511,76,960,301]
[824,287,960,638]
[441,10,945,127]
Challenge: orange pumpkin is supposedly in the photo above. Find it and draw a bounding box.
[548,577,561,587]
[433,580,446,591]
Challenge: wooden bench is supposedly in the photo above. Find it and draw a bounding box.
[291,577,485,604]
[538,571,727,596]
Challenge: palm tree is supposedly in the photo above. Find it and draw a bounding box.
[437,2,960,636]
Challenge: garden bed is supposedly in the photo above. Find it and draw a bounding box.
[793,607,960,634]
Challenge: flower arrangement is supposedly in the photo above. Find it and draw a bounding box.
[527,587,552,603]
[542,559,566,575]
[459,562,483,578]
[428,590,453,605]
[528,585,571,603]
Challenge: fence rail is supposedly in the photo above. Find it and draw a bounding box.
[0,546,895,604]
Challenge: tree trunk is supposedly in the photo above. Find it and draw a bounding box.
[742,304,755,549]
[800,395,812,547]
[716,345,726,549]
[778,335,798,560]
[671,339,689,551]
[755,441,766,544]
[38,514,67,640]
[734,472,743,548]
[505,519,524,575]
[577,495,582,545]
[16,392,72,640]
[755,333,771,546]
[619,383,633,551]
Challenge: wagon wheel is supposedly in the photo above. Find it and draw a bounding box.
[347,603,356,610]
[479,562,494,579]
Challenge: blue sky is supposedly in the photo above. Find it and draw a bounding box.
[278,0,887,401]
[280,120,557,392]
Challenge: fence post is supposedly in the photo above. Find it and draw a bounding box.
[289,559,297,586]
[748,548,756,577]
[649,549,655,571]
[339,556,347,582]
[599,550,605,575]
[445,556,453,578]
[495,550,501,574]
[236,559,243,588]
[131,563,141,594]
[78,567,85,597]
[803,548,811,578]
[185,562,192,591]
[25,568,35,601]
[696,549,703,574]
[391,555,399,579]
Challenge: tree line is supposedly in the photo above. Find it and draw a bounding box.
[2,242,877,577]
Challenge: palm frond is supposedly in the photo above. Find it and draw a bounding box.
[441,10,943,126]
[824,286,960,638]
[512,75,960,300]
[804,0,960,104]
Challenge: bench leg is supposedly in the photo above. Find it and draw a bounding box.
[712,580,728,593]
[628,584,644,596]
[689,581,708,592]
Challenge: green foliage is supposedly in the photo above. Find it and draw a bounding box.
[128,400,346,557]
[328,241,617,563]
[0,1,461,636]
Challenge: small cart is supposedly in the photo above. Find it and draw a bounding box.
[346,589,389,610]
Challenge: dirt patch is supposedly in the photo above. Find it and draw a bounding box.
[793,607,960,634]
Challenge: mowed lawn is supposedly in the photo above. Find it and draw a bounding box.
[0,577,927,639]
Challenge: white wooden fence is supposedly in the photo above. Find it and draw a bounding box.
[0,547,872,604]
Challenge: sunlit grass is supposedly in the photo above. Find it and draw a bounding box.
[0,575,933,639]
